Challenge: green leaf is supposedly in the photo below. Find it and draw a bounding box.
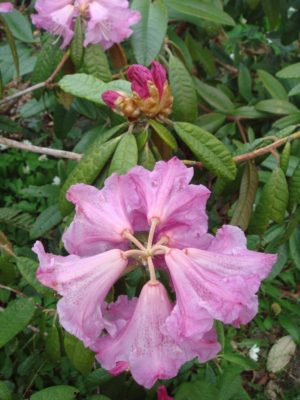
[221,353,257,370]
[131,0,168,66]
[0,298,35,348]
[262,0,280,30]
[169,55,197,122]
[257,70,288,100]
[30,386,79,400]
[16,257,49,294]
[197,112,226,133]
[30,204,62,239]
[195,78,234,113]
[280,142,291,174]
[0,16,19,77]
[108,133,138,175]
[249,168,289,235]
[53,104,78,138]
[45,325,61,363]
[0,381,11,400]
[175,381,219,400]
[174,122,237,180]
[86,368,113,389]
[238,64,252,101]
[59,126,124,215]
[58,74,131,105]
[231,162,258,230]
[255,99,298,115]
[138,142,156,170]
[70,17,84,69]
[277,63,300,79]
[166,0,235,26]
[218,370,250,400]
[288,162,300,212]
[289,228,300,270]
[64,333,95,374]
[0,207,34,232]
[149,119,177,150]
[83,44,112,82]
[1,10,34,43]
[288,83,300,97]
[31,35,64,88]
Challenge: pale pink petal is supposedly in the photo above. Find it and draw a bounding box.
[63,176,137,257]
[0,2,13,13]
[165,245,276,336]
[33,241,127,347]
[125,158,211,249]
[181,328,221,363]
[95,282,192,389]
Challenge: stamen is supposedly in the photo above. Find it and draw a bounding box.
[123,230,146,251]
[147,218,160,250]
[155,236,169,247]
[151,244,170,255]
[123,249,145,259]
[147,256,157,284]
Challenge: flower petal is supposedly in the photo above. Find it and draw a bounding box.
[0,2,13,13]
[63,176,136,257]
[127,64,153,99]
[95,282,191,389]
[33,241,127,347]
[151,61,167,98]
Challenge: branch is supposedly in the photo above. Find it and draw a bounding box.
[0,136,82,161]
[0,51,70,106]
[184,130,300,168]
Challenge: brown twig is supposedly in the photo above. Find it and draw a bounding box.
[0,51,70,106]
[236,118,248,143]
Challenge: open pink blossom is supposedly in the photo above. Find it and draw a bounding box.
[164,225,277,342]
[94,282,220,388]
[32,0,140,49]
[33,241,128,347]
[0,2,13,13]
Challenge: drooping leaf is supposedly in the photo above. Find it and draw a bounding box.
[131,0,168,66]
[1,10,34,43]
[169,55,197,122]
[0,208,34,231]
[231,162,258,230]
[0,298,35,348]
[280,142,291,174]
[255,99,298,115]
[166,0,235,26]
[30,204,62,239]
[64,333,94,374]
[108,133,138,175]
[195,78,234,113]
[257,70,288,100]
[16,257,50,294]
[83,44,112,82]
[30,385,79,400]
[249,168,289,235]
[238,64,252,101]
[70,17,84,69]
[45,325,61,363]
[149,119,177,150]
[289,228,300,269]
[277,63,300,79]
[0,16,19,77]
[174,122,237,180]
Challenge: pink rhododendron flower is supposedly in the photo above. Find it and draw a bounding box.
[102,61,173,120]
[31,0,140,49]
[157,386,173,400]
[0,2,13,13]
[33,157,276,388]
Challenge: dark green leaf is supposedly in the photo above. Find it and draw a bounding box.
[83,44,112,82]
[30,385,78,400]
[288,162,300,212]
[45,325,61,363]
[257,70,288,100]
[108,133,138,175]
[255,99,298,115]
[149,119,177,150]
[64,333,94,374]
[16,257,49,294]
[195,78,234,113]
[1,10,34,43]
[238,64,252,101]
[70,17,84,69]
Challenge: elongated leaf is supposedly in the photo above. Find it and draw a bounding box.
[277,63,300,79]
[0,381,11,400]
[1,10,34,43]
[131,0,168,66]
[195,78,234,113]
[139,142,156,170]
[16,257,49,294]
[289,228,300,269]
[288,161,300,212]
[238,64,252,101]
[149,119,177,150]
[30,386,79,400]
[70,17,83,69]
[45,326,61,363]
[59,126,124,215]
[262,0,280,30]
[30,204,62,239]
[83,44,112,82]
[257,70,288,100]
[231,162,258,230]
[64,333,94,374]
[174,122,237,180]
[249,168,289,235]
[58,74,131,105]
[108,133,138,175]
[255,99,298,115]
[280,142,291,174]
[0,16,19,77]
[166,0,235,26]
[0,298,35,348]
[169,55,197,122]
[175,381,218,400]
[288,83,300,97]
[197,112,226,132]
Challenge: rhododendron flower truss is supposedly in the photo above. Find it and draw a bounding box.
[0,2,13,13]
[33,158,277,388]
[31,0,140,49]
[102,61,173,120]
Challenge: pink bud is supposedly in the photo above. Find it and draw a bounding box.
[0,2,13,13]
[157,385,174,400]
[102,90,124,109]
[151,61,167,98]
[127,64,153,99]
